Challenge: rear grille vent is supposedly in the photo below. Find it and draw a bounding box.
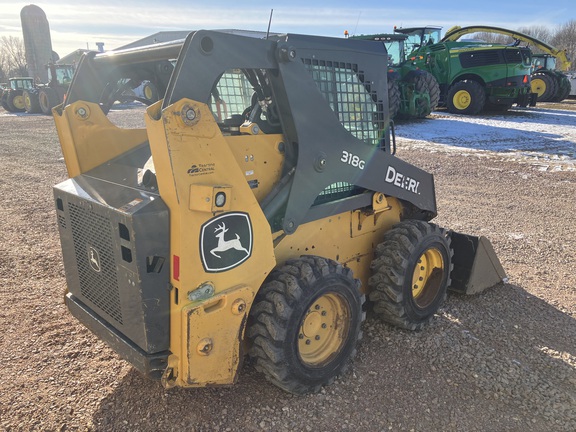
[57,214,67,229]
[504,50,523,63]
[68,203,123,325]
[459,50,502,68]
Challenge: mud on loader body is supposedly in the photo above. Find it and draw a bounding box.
[53,31,506,394]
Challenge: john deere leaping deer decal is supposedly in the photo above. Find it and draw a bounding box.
[211,222,249,258]
[200,212,253,272]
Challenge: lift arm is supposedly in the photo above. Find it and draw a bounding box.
[442,25,571,71]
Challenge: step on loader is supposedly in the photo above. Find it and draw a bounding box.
[53,30,506,394]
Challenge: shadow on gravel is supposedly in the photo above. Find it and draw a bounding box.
[446,282,576,360]
[88,282,576,431]
[90,362,295,431]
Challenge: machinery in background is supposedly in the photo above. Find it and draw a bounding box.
[442,25,572,103]
[393,26,536,114]
[352,33,440,119]
[23,63,75,115]
[1,77,35,113]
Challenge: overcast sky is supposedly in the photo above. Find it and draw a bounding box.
[1,0,574,57]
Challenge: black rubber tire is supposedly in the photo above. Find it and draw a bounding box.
[7,90,26,112]
[446,80,486,115]
[142,81,159,103]
[531,71,557,102]
[551,75,571,102]
[387,76,401,119]
[403,70,438,118]
[1,93,12,111]
[247,256,365,394]
[368,220,453,331]
[420,70,440,112]
[39,88,58,115]
[24,89,41,113]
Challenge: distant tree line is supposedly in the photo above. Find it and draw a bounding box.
[472,20,576,67]
[0,36,27,83]
[1,20,576,83]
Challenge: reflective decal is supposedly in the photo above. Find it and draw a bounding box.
[200,212,253,272]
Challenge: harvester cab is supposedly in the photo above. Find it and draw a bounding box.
[53,30,506,394]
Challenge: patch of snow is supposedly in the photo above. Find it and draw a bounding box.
[395,107,576,171]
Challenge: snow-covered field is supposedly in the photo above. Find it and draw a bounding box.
[395,105,576,171]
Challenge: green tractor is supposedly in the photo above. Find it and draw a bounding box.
[394,26,536,114]
[1,77,35,113]
[23,63,75,115]
[530,55,571,102]
[353,33,440,119]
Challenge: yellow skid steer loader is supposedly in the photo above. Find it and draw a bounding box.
[53,30,506,394]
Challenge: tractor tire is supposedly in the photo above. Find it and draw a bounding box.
[531,72,557,102]
[1,93,12,111]
[39,87,58,115]
[551,75,571,102]
[420,70,440,112]
[247,256,365,394]
[446,80,486,115]
[368,220,453,331]
[388,76,401,119]
[404,70,438,118]
[142,81,159,103]
[7,90,26,112]
[24,89,41,113]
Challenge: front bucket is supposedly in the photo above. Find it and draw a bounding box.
[449,232,507,295]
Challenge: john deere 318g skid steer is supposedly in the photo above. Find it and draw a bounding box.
[53,31,506,394]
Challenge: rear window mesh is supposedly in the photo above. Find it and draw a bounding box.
[210,70,253,118]
[302,59,382,147]
[302,59,380,205]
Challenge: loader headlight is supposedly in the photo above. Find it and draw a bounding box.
[215,192,226,207]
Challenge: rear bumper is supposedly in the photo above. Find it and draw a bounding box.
[66,292,169,380]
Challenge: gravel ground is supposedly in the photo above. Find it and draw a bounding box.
[0,103,575,431]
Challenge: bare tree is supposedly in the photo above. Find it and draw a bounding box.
[468,24,571,61]
[0,36,28,80]
[472,32,511,45]
[516,26,553,44]
[551,20,576,68]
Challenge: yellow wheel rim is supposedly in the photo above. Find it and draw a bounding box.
[144,85,153,100]
[453,90,471,110]
[412,247,444,308]
[13,95,25,109]
[298,293,350,366]
[531,78,546,97]
[24,93,31,109]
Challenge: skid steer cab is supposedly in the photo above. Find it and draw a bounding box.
[53,30,506,394]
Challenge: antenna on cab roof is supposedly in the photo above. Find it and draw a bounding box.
[266,9,274,39]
